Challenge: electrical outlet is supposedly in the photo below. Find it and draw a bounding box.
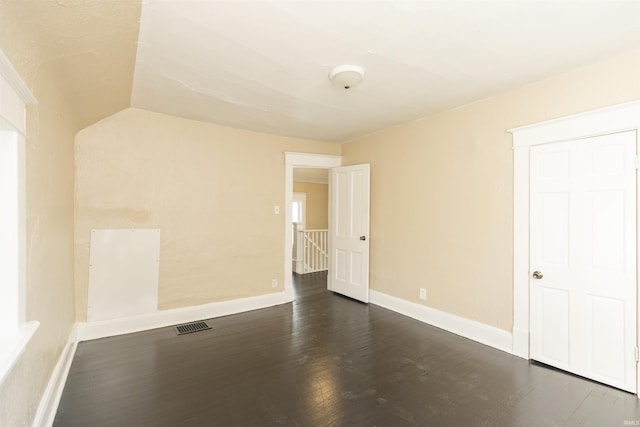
[419,288,427,301]
[272,279,278,288]
[274,205,280,214]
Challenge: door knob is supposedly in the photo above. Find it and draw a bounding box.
[360,236,366,241]
[532,271,543,279]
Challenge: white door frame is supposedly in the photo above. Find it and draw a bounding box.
[509,100,640,391]
[284,152,341,299]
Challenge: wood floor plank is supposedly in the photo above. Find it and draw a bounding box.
[54,272,640,426]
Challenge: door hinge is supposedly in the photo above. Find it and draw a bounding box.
[635,155,639,170]
[635,346,639,362]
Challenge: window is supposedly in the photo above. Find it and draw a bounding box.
[0,122,23,334]
[292,193,306,245]
[0,50,38,384]
[292,193,306,224]
[292,200,302,223]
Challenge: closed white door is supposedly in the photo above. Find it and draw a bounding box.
[329,164,370,302]
[530,131,637,392]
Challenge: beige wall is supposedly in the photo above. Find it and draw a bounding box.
[74,108,340,319]
[0,3,77,425]
[342,50,640,332]
[293,181,328,230]
[0,0,142,130]
[0,4,637,421]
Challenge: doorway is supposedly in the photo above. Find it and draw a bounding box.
[283,153,341,300]
[291,170,328,275]
[510,100,640,394]
[284,153,371,303]
[529,131,636,392]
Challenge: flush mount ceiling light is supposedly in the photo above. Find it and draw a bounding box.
[329,65,365,90]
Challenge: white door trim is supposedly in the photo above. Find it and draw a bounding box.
[284,152,341,298]
[509,101,640,380]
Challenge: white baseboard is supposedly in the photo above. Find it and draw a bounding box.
[31,291,293,426]
[76,291,293,342]
[369,290,513,355]
[30,290,513,426]
[32,325,78,427]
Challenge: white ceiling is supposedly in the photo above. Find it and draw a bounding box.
[293,168,328,184]
[131,0,640,142]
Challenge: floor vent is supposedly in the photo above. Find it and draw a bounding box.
[175,320,211,336]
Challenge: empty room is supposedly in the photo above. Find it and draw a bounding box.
[1,0,640,425]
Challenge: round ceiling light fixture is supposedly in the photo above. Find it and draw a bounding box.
[329,65,364,90]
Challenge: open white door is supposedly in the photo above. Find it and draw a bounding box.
[329,164,370,302]
[530,131,637,392]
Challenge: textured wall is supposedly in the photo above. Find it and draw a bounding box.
[0,0,142,130]
[341,50,640,332]
[74,108,340,319]
[0,6,77,427]
[0,0,141,423]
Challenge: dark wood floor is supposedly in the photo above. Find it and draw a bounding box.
[54,272,640,426]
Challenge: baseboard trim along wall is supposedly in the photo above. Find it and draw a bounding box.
[76,291,293,342]
[32,325,78,427]
[36,290,513,426]
[369,290,514,355]
[34,291,292,426]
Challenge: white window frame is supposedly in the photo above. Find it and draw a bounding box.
[0,49,38,385]
[292,192,306,226]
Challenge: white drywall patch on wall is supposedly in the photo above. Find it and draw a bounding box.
[87,229,160,322]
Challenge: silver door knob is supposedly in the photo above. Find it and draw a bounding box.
[532,271,543,279]
[360,236,366,241]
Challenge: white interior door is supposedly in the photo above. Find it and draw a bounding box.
[329,164,370,302]
[530,131,637,392]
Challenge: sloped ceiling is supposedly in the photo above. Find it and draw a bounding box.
[3,1,639,139]
[0,0,142,130]
[131,0,640,142]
